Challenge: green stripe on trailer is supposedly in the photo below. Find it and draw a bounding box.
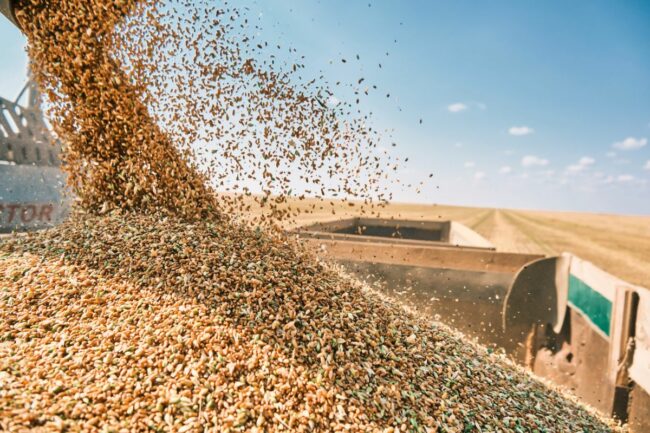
[568,274,612,337]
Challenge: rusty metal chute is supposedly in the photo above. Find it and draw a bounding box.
[502,254,571,334]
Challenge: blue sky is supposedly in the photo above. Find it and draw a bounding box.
[1,0,649,214]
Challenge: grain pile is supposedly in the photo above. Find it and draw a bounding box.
[0,0,623,431]
[0,213,620,432]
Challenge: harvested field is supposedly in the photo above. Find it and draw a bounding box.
[0,213,622,432]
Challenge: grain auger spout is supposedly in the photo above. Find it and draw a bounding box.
[0,0,20,30]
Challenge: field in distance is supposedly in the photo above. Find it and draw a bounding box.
[274,199,650,288]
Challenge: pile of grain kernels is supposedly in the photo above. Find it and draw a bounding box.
[0,213,621,432]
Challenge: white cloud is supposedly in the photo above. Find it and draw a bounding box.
[447,102,486,113]
[617,174,635,183]
[521,155,549,167]
[474,171,486,180]
[644,160,650,171]
[578,156,595,166]
[454,142,463,148]
[464,161,476,168]
[567,156,595,173]
[499,166,512,174]
[447,103,468,113]
[606,151,617,158]
[612,137,647,151]
[509,126,534,136]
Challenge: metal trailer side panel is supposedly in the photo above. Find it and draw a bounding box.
[628,385,650,433]
[629,286,650,398]
[303,238,542,274]
[338,260,516,351]
[448,221,494,249]
[532,308,615,415]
